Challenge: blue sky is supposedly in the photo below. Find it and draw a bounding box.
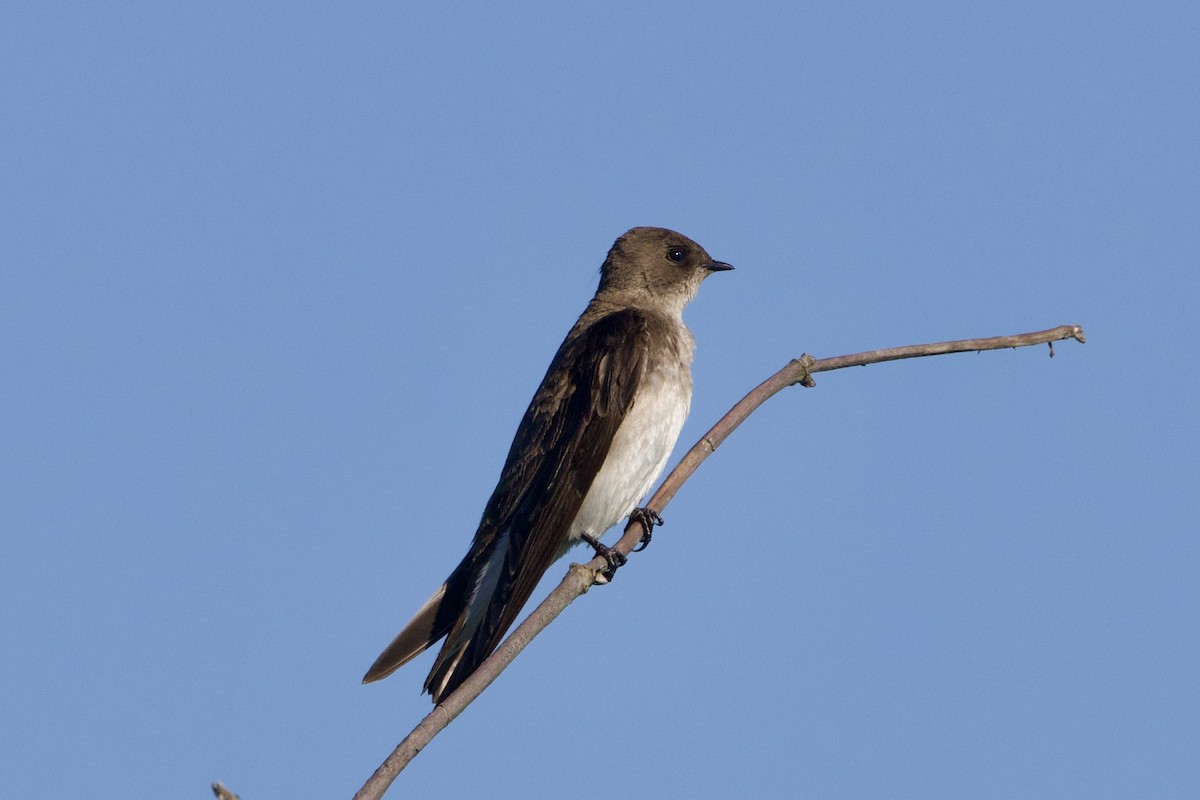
[3,2,1197,798]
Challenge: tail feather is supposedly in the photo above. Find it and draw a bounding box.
[421,531,513,702]
[364,530,517,701]
[423,631,475,701]
[422,597,509,702]
[362,584,447,683]
[364,573,472,686]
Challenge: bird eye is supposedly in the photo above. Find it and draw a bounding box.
[666,247,686,263]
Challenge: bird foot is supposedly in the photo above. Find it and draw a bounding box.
[630,507,663,552]
[581,533,626,583]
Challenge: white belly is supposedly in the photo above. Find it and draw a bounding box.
[567,363,692,547]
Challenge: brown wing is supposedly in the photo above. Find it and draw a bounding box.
[424,308,651,700]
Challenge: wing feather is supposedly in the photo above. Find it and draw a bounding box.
[424,308,651,699]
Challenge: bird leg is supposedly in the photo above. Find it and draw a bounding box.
[630,507,663,552]
[581,533,626,582]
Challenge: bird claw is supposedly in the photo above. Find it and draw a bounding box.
[581,533,626,582]
[630,507,663,552]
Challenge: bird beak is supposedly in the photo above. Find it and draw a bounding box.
[706,260,734,272]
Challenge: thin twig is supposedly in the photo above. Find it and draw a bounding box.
[212,783,240,800]
[353,323,1085,800]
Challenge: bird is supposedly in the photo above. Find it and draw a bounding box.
[363,226,732,702]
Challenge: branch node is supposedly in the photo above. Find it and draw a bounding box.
[568,562,601,590]
[790,354,817,387]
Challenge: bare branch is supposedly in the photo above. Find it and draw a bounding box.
[212,783,240,800]
[353,323,1085,800]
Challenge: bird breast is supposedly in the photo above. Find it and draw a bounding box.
[568,347,693,546]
